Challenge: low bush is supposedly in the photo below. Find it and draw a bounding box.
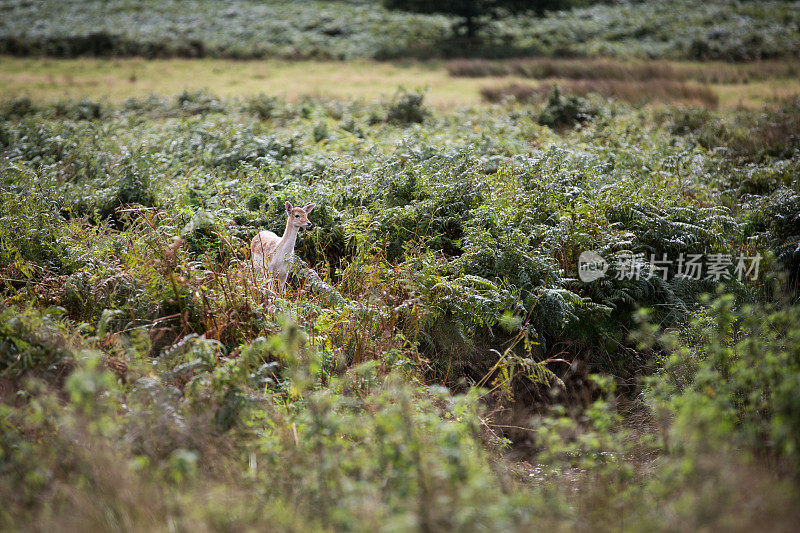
[386,89,429,125]
[481,83,550,104]
[667,97,800,161]
[537,86,599,129]
[450,57,800,84]
[482,79,718,108]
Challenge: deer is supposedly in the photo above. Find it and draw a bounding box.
[250,201,315,294]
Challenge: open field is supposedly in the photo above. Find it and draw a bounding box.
[2,56,799,108]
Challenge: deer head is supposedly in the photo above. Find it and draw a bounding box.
[285,201,315,229]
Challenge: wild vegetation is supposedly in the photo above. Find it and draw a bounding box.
[480,79,720,107]
[2,80,800,529]
[449,57,800,84]
[2,0,799,60]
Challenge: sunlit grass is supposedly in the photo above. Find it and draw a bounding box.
[0,57,481,108]
[2,56,797,109]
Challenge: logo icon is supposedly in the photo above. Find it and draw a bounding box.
[578,250,608,282]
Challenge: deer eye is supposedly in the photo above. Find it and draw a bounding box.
[294,214,300,218]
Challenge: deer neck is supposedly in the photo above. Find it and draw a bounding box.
[277,218,299,258]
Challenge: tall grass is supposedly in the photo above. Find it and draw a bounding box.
[450,57,800,84]
[481,80,719,108]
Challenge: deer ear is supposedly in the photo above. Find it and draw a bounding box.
[303,202,316,214]
[285,201,293,214]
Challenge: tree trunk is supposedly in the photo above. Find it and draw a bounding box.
[465,15,476,38]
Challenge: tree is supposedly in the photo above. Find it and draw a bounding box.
[383,0,586,39]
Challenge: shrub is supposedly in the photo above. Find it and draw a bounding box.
[49,98,107,121]
[0,305,74,383]
[481,83,549,104]
[741,188,800,294]
[176,90,224,115]
[0,168,70,272]
[669,97,800,161]
[243,93,281,120]
[450,57,800,84]
[386,89,429,125]
[0,97,36,119]
[537,86,598,129]
[646,296,800,476]
[483,79,717,108]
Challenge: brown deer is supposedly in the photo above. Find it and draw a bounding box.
[250,201,315,293]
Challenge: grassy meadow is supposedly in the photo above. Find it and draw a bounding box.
[3,56,799,108]
[2,0,800,531]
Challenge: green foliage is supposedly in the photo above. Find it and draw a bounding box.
[1,0,798,60]
[386,89,429,125]
[0,314,559,530]
[1,90,784,375]
[0,166,70,272]
[0,97,36,120]
[667,97,800,163]
[2,88,800,529]
[640,295,800,476]
[243,93,282,121]
[740,188,800,293]
[0,306,74,382]
[537,86,598,129]
[382,0,580,38]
